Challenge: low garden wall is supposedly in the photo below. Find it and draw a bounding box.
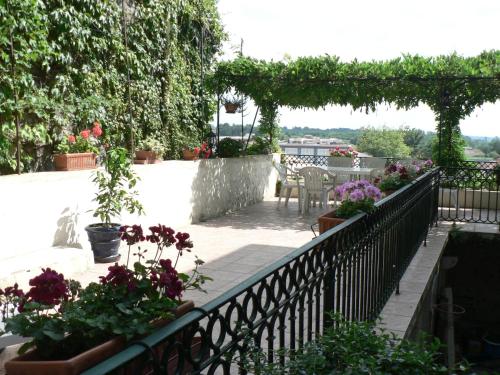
[439,188,500,209]
[0,154,278,273]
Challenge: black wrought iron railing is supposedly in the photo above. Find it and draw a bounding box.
[83,168,439,375]
[438,161,499,224]
[280,153,398,168]
[281,155,499,224]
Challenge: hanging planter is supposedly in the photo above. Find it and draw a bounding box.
[224,102,240,113]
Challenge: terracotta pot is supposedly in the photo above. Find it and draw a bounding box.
[5,301,195,375]
[224,103,239,113]
[53,153,96,171]
[317,210,346,234]
[182,149,198,160]
[134,150,160,165]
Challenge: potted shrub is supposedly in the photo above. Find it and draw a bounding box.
[1,225,210,375]
[182,142,211,160]
[86,147,144,263]
[53,121,102,171]
[134,137,165,164]
[379,161,420,196]
[217,138,243,158]
[318,180,381,234]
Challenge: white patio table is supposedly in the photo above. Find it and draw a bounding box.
[324,166,375,180]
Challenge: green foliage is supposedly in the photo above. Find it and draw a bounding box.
[0,0,224,173]
[240,314,463,374]
[246,136,272,155]
[136,136,166,157]
[209,52,499,165]
[0,0,50,173]
[257,103,281,153]
[92,147,143,226]
[358,127,411,158]
[432,131,466,167]
[217,138,242,158]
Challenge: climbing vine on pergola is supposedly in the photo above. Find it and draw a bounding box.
[208,51,500,165]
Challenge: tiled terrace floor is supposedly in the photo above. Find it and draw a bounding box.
[73,197,329,305]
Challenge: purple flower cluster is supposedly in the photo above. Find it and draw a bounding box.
[335,180,381,203]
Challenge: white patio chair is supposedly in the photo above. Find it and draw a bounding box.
[274,162,303,211]
[298,167,337,214]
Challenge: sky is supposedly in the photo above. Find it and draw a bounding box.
[214,0,499,137]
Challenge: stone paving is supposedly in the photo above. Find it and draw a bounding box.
[72,197,329,305]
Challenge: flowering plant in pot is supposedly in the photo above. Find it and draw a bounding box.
[54,121,103,171]
[86,147,144,263]
[412,159,434,175]
[1,224,210,375]
[328,146,358,158]
[379,162,418,194]
[134,136,166,164]
[318,180,381,234]
[182,142,211,160]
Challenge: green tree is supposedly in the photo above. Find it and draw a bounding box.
[357,127,411,158]
[402,127,425,156]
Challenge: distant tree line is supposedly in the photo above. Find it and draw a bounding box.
[218,123,497,161]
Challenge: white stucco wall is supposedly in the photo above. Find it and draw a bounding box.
[0,154,279,260]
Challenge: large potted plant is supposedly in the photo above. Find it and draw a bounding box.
[86,147,144,263]
[2,225,210,375]
[378,161,427,196]
[318,180,381,234]
[328,146,357,167]
[53,121,102,171]
[134,136,166,164]
[182,142,211,160]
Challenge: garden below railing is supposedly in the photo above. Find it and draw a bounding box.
[83,169,439,375]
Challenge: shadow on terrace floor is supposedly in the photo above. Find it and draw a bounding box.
[197,197,330,232]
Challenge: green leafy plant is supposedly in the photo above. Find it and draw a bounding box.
[217,138,243,158]
[0,224,210,360]
[0,0,225,173]
[334,180,382,218]
[246,136,272,155]
[136,136,166,157]
[239,313,465,374]
[92,147,143,226]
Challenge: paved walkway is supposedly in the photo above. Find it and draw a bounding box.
[72,197,329,306]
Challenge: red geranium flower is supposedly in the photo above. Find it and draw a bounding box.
[68,135,76,143]
[80,130,90,139]
[193,147,200,155]
[25,268,68,306]
[92,126,103,137]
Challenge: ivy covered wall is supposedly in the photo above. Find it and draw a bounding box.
[0,0,224,174]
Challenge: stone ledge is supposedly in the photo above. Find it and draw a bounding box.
[377,224,450,339]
